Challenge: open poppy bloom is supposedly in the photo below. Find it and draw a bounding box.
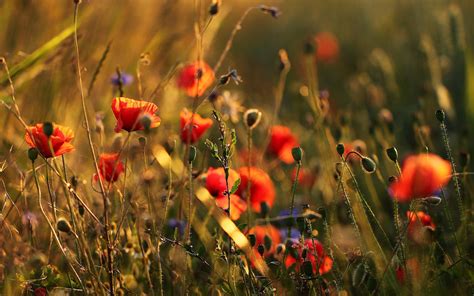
[25,123,74,158]
[291,167,317,189]
[285,239,333,275]
[111,97,161,132]
[94,153,125,183]
[390,153,451,202]
[315,32,340,63]
[268,125,299,164]
[180,108,213,143]
[236,166,275,213]
[177,61,215,97]
[247,225,281,258]
[205,167,246,220]
[406,211,436,244]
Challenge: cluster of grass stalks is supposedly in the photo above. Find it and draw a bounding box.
[0,0,473,295]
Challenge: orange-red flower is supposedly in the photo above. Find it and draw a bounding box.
[247,225,281,258]
[285,239,333,275]
[177,61,215,97]
[205,167,246,220]
[390,153,451,202]
[268,125,299,164]
[180,108,213,143]
[236,167,275,213]
[315,32,339,63]
[291,167,317,189]
[94,153,125,183]
[406,211,436,244]
[111,97,161,132]
[25,123,74,158]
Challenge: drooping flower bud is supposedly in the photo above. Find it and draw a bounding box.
[361,157,377,173]
[386,147,398,162]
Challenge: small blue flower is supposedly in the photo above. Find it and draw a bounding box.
[168,218,186,236]
[111,72,133,86]
[280,227,300,241]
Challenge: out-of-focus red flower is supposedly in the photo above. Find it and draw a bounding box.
[291,167,317,189]
[111,97,161,132]
[239,149,262,167]
[268,125,299,164]
[34,287,47,296]
[180,108,213,144]
[395,258,421,285]
[177,61,215,97]
[315,32,339,63]
[205,167,246,220]
[247,225,281,257]
[25,123,74,158]
[236,166,275,213]
[94,153,125,183]
[390,154,451,202]
[406,211,436,244]
[285,238,333,275]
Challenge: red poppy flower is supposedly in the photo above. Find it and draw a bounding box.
[285,239,333,275]
[236,167,275,213]
[215,195,247,221]
[247,225,281,258]
[390,153,451,202]
[25,123,74,158]
[315,32,339,63]
[268,125,299,164]
[94,153,125,183]
[180,108,213,143]
[406,211,436,244]
[111,97,161,132]
[177,61,215,97]
[395,258,421,285]
[291,167,317,189]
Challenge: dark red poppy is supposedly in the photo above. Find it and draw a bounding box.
[236,166,275,213]
[315,32,340,63]
[94,153,125,183]
[34,287,47,296]
[390,154,451,202]
[247,225,281,258]
[284,239,333,275]
[268,125,299,164]
[111,97,161,132]
[177,61,215,97]
[25,123,74,158]
[180,108,213,143]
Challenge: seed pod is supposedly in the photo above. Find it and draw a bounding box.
[361,157,377,173]
[28,148,39,162]
[386,147,398,162]
[336,143,345,157]
[42,122,54,137]
[292,147,303,162]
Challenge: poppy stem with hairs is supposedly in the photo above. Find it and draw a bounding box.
[246,128,252,229]
[73,2,114,295]
[288,159,301,241]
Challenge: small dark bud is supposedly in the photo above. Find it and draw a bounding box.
[138,137,147,148]
[248,234,256,247]
[386,147,398,162]
[435,109,445,123]
[257,244,265,257]
[73,0,82,4]
[292,147,303,162]
[188,146,197,163]
[244,109,262,130]
[209,2,219,15]
[302,260,313,276]
[208,90,219,103]
[28,148,39,162]
[459,151,470,168]
[260,202,270,218]
[57,218,72,234]
[361,157,377,173]
[78,205,85,216]
[304,40,315,55]
[423,196,442,206]
[336,143,345,157]
[264,235,272,250]
[140,114,152,132]
[276,243,285,255]
[42,122,54,137]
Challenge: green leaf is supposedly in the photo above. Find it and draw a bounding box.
[230,178,241,195]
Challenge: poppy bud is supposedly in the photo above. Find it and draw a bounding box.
[244,109,262,130]
[302,260,313,276]
[28,148,39,162]
[435,109,445,123]
[248,234,256,247]
[138,136,147,148]
[42,122,54,137]
[292,147,303,162]
[423,196,442,206]
[264,234,272,250]
[361,157,376,173]
[140,114,152,132]
[276,243,285,255]
[386,147,398,162]
[336,143,345,157]
[188,146,197,163]
[260,202,269,218]
[257,244,265,257]
[57,218,72,234]
[209,1,219,15]
[78,205,85,216]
